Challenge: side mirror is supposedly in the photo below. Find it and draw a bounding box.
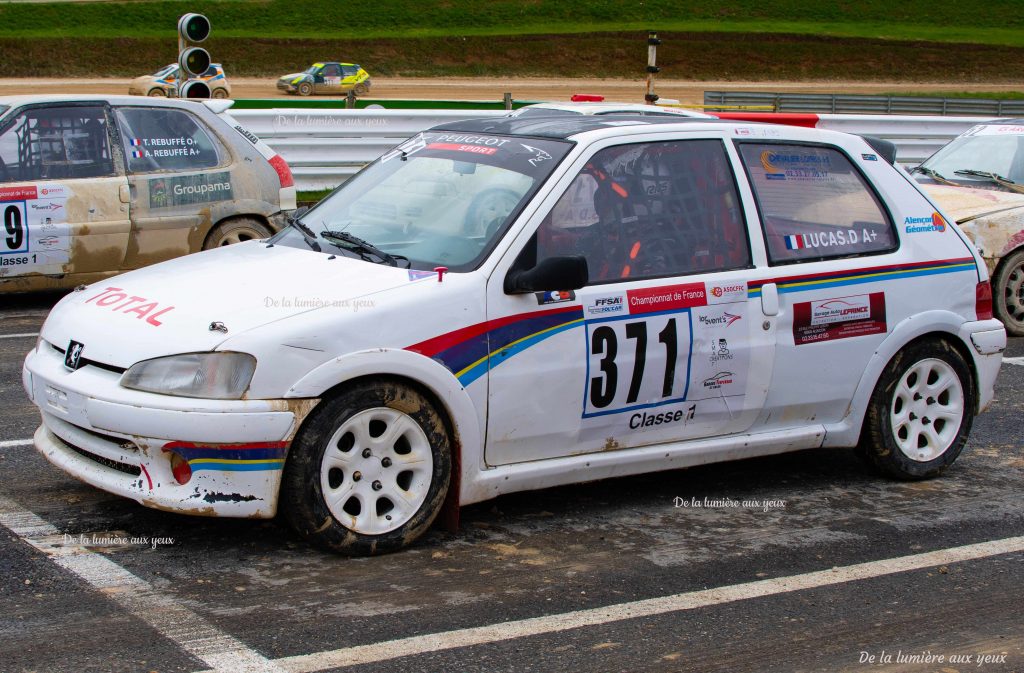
[505,256,588,294]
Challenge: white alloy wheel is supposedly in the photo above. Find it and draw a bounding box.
[889,357,965,462]
[319,407,434,535]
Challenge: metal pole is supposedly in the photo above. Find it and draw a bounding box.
[645,31,660,104]
[503,92,512,110]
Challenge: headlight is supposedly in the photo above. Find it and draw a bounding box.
[120,352,257,399]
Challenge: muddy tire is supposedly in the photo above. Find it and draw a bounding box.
[993,248,1024,337]
[212,88,230,99]
[297,82,313,96]
[354,82,370,96]
[857,338,974,480]
[147,88,167,97]
[203,217,273,249]
[281,379,452,555]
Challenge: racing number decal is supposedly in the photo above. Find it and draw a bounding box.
[4,204,26,252]
[585,312,691,417]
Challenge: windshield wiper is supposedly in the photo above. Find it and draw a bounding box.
[320,230,409,268]
[953,169,1024,194]
[287,216,321,252]
[912,165,959,186]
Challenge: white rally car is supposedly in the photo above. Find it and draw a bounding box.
[22,115,1005,555]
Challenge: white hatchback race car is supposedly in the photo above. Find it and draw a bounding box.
[23,116,1005,555]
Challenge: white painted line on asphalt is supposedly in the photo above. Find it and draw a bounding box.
[1003,356,1024,366]
[0,332,38,340]
[0,494,288,673]
[264,535,1024,673]
[0,439,32,449]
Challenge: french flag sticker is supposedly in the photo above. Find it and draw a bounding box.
[785,234,805,250]
[131,149,144,159]
[130,138,143,147]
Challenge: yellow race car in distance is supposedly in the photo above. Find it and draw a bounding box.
[277,62,371,96]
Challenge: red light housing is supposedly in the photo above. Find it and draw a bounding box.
[269,154,294,188]
[571,94,604,102]
[169,451,193,485]
[976,281,993,320]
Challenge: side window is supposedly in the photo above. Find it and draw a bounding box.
[342,65,359,77]
[535,139,749,284]
[0,105,114,182]
[115,107,223,174]
[321,64,342,78]
[738,143,896,264]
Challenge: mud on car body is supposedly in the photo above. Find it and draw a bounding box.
[128,63,232,99]
[23,115,1005,555]
[277,62,371,96]
[0,95,296,293]
[913,119,1024,336]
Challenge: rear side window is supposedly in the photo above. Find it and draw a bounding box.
[115,107,223,174]
[0,105,115,182]
[738,143,896,264]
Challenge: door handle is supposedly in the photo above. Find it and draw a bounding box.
[119,184,131,204]
[760,282,780,317]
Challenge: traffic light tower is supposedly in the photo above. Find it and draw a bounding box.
[177,13,211,98]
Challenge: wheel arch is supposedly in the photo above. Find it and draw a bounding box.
[822,311,978,448]
[285,348,484,513]
[201,213,273,249]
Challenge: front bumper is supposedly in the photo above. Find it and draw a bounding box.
[23,341,317,518]
[276,81,297,92]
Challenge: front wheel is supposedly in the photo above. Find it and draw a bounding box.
[993,248,1024,336]
[147,88,167,97]
[297,82,313,96]
[281,379,452,555]
[858,339,974,480]
[212,88,229,99]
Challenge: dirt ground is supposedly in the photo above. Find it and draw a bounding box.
[2,76,1022,106]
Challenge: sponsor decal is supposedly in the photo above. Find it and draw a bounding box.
[702,371,734,390]
[627,282,706,315]
[536,290,576,305]
[587,295,625,316]
[127,135,206,159]
[793,292,886,345]
[861,153,878,161]
[64,340,85,371]
[0,186,37,201]
[36,236,60,248]
[748,258,976,298]
[432,134,510,147]
[706,281,746,304]
[148,172,233,209]
[163,441,288,472]
[39,185,68,198]
[904,212,946,234]
[84,286,175,326]
[709,338,733,364]
[521,144,552,166]
[734,128,753,136]
[760,150,833,181]
[407,269,435,281]
[427,143,497,156]
[233,125,260,146]
[629,403,696,430]
[784,228,878,251]
[698,311,741,328]
[30,202,62,212]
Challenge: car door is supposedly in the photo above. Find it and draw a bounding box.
[112,104,233,269]
[0,103,130,281]
[484,134,777,466]
[317,64,343,94]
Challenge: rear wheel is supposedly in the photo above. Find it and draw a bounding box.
[858,339,974,480]
[203,217,273,249]
[297,82,313,96]
[281,379,452,555]
[354,82,370,96]
[993,248,1024,336]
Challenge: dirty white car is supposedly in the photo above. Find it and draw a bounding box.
[23,116,1004,555]
[0,95,296,292]
[913,119,1024,335]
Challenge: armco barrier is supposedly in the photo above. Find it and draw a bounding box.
[229,107,996,192]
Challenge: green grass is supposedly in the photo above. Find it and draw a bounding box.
[2,0,1024,46]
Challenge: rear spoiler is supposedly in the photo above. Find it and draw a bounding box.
[202,99,235,114]
[861,136,897,165]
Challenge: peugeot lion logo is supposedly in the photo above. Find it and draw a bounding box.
[64,341,85,371]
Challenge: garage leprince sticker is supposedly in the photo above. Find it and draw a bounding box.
[793,292,887,345]
[149,172,233,209]
[0,184,71,277]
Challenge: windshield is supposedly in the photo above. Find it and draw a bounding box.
[917,125,1024,188]
[304,65,320,74]
[152,64,177,78]
[289,131,572,271]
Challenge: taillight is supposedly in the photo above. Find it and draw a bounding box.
[268,154,294,188]
[976,281,993,320]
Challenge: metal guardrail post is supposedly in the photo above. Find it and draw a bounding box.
[503,92,512,110]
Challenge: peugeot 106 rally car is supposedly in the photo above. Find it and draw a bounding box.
[129,63,232,99]
[912,119,1024,336]
[23,115,1005,555]
[0,95,296,292]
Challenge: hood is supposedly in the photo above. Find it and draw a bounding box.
[279,73,308,82]
[923,184,1024,223]
[40,242,414,368]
